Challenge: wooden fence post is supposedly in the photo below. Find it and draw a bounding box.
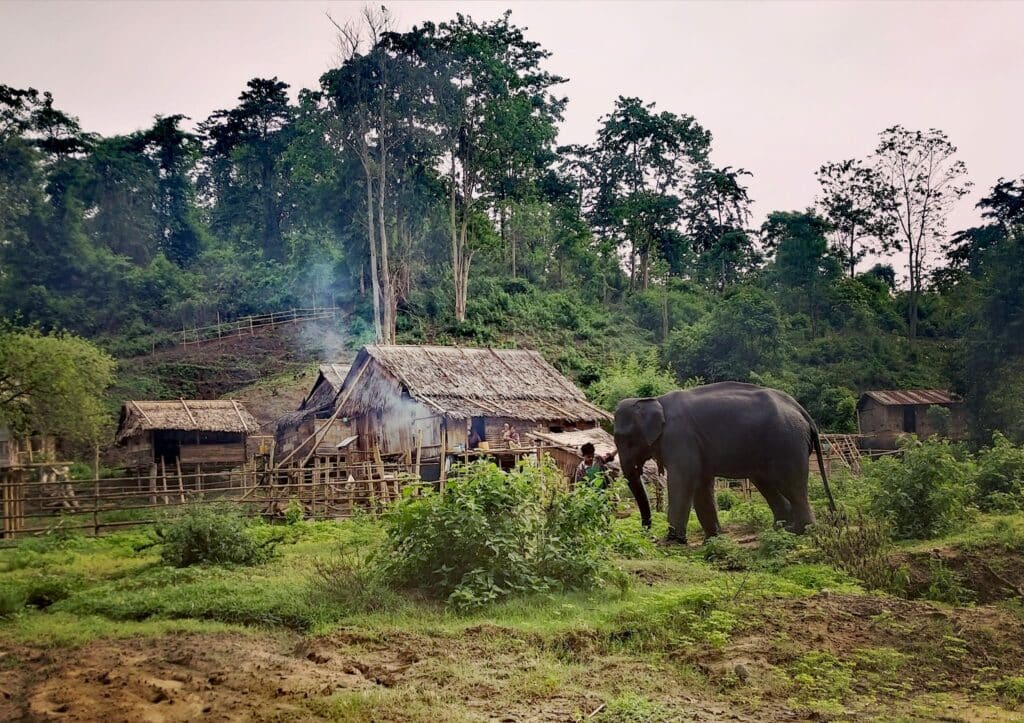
[93,447,100,536]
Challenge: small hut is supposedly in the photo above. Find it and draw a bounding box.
[857,390,967,449]
[315,345,611,478]
[276,364,352,459]
[116,400,259,468]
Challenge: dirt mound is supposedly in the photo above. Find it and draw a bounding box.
[896,544,1024,604]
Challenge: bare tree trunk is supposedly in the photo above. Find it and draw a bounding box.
[377,149,394,344]
[362,156,383,343]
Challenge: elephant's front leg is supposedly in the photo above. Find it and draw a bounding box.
[666,469,694,544]
[693,477,721,541]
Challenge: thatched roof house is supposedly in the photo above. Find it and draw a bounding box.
[857,389,966,448]
[276,364,354,459]
[311,345,609,474]
[117,400,259,468]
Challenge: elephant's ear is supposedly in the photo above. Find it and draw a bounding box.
[636,399,665,448]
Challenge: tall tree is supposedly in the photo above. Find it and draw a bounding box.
[815,159,896,277]
[395,11,566,320]
[588,96,711,290]
[872,126,970,339]
[762,210,840,337]
[143,115,205,266]
[683,166,756,289]
[199,78,295,262]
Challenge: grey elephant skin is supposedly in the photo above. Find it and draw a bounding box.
[613,381,836,543]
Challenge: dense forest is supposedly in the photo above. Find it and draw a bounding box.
[2,8,1023,447]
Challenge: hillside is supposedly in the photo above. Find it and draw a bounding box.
[110,319,358,433]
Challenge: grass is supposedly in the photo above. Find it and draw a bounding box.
[2,506,1024,719]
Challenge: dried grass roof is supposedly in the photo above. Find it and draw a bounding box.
[117,400,259,441]
[341,345,611,422]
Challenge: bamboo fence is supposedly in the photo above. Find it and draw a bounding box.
[180,306,340,346]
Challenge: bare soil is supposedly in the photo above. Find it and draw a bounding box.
[4,589,1024,722]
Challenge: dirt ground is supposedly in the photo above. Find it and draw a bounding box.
[3,591,1023,722]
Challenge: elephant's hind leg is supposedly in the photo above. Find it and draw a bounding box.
[666,468,694,544]
[752,477,792,525]
[694,477,722,541]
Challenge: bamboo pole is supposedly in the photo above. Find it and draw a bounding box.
[161,458,169,505]
[283,360,369,470]
[175,458,185,503]
[149,463,157,505]
[413,430,422,479]
[93,447,100,536]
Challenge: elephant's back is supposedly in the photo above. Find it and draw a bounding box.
[670,382,812,440]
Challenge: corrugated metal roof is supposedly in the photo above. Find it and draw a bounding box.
[859,390,961,407]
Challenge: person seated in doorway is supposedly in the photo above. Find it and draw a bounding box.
[501,423,521,448]
[574,442,616,487]
[467,423,483,450]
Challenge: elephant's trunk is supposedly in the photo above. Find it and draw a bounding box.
[625,466,652,529]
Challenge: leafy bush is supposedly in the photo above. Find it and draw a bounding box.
[699,536,750,571]
[787,651,854,709]
[756,526,802,565]
[159,504,272,567]
[588,351,679,409]
[973,432,1024,511]
[808,512,907,593]
[378,460,614,610]
[865,437,975,540]
[716,489,740,511]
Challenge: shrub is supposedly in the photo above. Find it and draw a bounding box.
[158,504,272,567]
[0,587,25,618]
[923,558,975,606]
[725,499,774,533]
[699,536,750,571]
[756,526,802,565]
[865,437,975,540]
[973,432,1024,511]
[378,459,614,610]
[588,351,679,410]
[22,575,79,608]
[309,548,401,615]
[808,512,907,594]
[716,488,740,511]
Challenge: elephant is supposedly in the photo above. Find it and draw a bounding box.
[613,381,836,543]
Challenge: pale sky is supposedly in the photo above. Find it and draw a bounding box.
[2,0,1023,239]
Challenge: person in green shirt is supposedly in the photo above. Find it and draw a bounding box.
[574,442,616,488]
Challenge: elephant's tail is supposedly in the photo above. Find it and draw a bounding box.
[811,428,837,513]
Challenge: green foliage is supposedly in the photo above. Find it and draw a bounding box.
[787,651,854,709]
[0,325,115,447]
[158,504,272,568]
[923,558,974,605]
[588,351,679,409]
[715,488,739,511]
[607,588,737,651]
[284,498,305,525]
[984,676,1024,709]
[378,460,614,610]
[664,287,783,382]
[723,499,774,534]
[865,437,975,540]
[309,548,402,616]
[0,586,26,618]
[973,432,1024,511]
[699,536,751,571]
